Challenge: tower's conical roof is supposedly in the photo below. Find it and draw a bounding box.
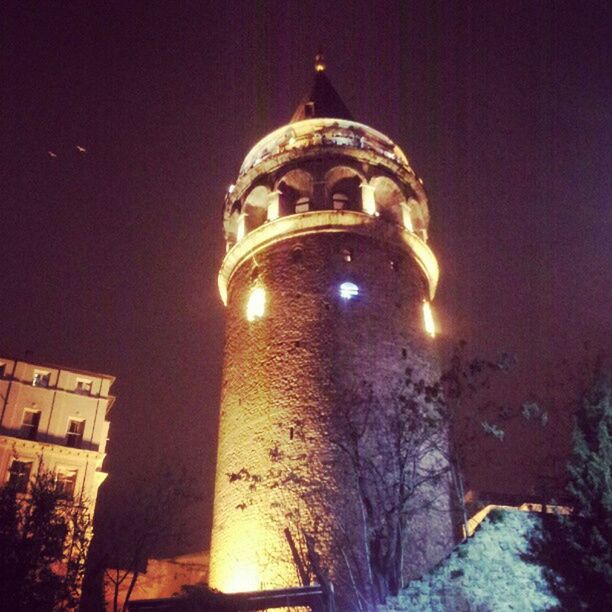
[290,54,353,123]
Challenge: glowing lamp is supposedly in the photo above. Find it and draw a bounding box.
[339,282,359,300]
[422,300,436,337]
[246,287,266,321]
[314,52,326,73]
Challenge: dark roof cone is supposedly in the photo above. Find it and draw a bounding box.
[290,53,354,123]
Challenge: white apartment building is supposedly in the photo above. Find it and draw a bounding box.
[0,356,114,510]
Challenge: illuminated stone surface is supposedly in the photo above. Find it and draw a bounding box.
[0,356,113,508]
[210,59,453,598]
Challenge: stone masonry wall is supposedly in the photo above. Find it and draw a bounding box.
[209,224,454,600]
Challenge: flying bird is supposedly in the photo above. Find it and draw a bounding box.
[76,145,86,153]
[47,151,57,158]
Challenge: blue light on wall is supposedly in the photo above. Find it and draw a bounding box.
[339,282,359,300]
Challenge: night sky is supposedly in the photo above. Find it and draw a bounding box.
[1,1,610,554]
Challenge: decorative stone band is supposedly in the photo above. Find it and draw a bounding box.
[0,435,106,460]
[218,210,439,305]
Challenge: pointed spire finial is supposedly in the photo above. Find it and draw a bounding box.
[289,53,353,122]
[314,51,326,73]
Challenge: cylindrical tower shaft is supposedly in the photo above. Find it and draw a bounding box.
[209,60,453,601]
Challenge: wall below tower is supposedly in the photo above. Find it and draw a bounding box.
[209,225,454,601]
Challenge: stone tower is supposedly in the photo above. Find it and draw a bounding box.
[209,57,452,600]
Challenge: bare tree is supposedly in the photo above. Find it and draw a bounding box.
[439,341,516,538]
[93,463,201,612]
[228,342,522,609]
[229,368,454,609]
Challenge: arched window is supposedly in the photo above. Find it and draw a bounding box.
[325,166,364,212]
[276,169,314,216]
[332,193,349,210]
[370,176,405,224]
[295,196,311,213]
[243,185,271,233]
[405,197,429,240]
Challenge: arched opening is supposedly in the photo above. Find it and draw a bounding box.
[223,199,243,246]
[332,192,349,210]
[405,197,429,239]
[276,169,314,216]
[325,166,363,211]
[243,185,270,233]
[295,196,311,213]
[370,176,406,224]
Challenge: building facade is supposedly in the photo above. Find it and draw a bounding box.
[210,58,453,602]
[0,356,113,510]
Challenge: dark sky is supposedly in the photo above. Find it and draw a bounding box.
[1,1,610,553]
